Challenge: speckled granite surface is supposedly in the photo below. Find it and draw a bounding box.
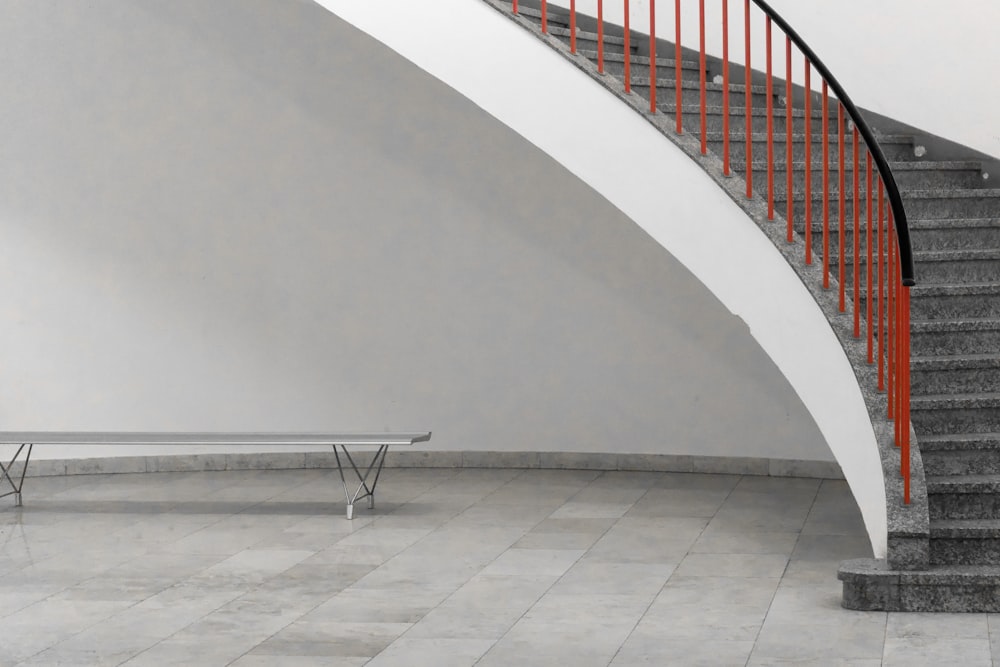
[840,558,1000,611]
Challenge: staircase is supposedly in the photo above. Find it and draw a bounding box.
[486,0,1000,610]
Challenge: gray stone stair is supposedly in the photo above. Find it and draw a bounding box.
[491,0,1000,611]
[912,355,1000,394]
[752,160,986,191]
[707,132,918,162]
[921,434,1000,476]
[912,319,1000,356]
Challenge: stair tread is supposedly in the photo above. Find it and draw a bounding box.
[931,518,1000,537]
[912,318,1000,332]
[922,432,1000,443]
[911,248,1000,260]
[909,218,1000,228]
[912,283,1000,296]
[912,353,1000,369]
[912,392,1000,408]
[841,557,1000,581]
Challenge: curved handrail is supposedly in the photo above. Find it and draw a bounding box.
[752,0,914,286]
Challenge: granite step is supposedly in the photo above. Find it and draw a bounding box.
[911,319,1000,356]
[907,283,1000,321]
[578,51,704,81]
[663,103,841,135]
[630,79,773,107]
[788,219,1000,254]
[911,393,1000,436]
[921,434,1000,476]
[708,133,917,163]
[828,248,1000,284]
[926,473,1000,520]
[546,26,638,55]
[840,558,1000,611]
[929,519,1000,566]
[511,5,573,27]
[775,189,1000,224]
[912,354,1000,395]
[748,160,986,191]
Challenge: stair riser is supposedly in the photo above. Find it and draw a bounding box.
[752,167,984,191]
[922,449,1000,476]
[912,329,1000,356]
[844,577,1000,612]
[930,538,1000,565]
[912,406,1000,436]
[632,84,771,107]
[908,294,1000,320]
[929,493,1000,520]
[912,368,1000,396]
[854,287,1000,321]
[910,226,1000,251]
[713,140,917,164]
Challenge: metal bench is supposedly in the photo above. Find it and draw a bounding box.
[0,431,431,519]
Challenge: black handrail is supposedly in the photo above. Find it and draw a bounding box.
[751,0,915,286]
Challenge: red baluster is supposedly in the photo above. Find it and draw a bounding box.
[674,0,681,129]
[877,178,885,391]
[624,0,631,92]
[822,81,829,289]
[902,284,911,504]
[853,126,860,337]
[513,0,518,14]
[650,0,657,113]
[804,60,812,263]
[541,0,547,32]
[866,152,874,364]
[570,0,577,53]
[785,36,793,242]
[699,0,707,154]
[722,0,730,175]
[597,0,604,72]
[838,104,846,312]
[744,0,752,198]
[885,214,899,420]
[766,17,774,220]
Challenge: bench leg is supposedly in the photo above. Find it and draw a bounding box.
[0,444,31,507]
[333,444,389,519]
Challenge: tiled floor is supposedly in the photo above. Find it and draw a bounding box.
[0,466,996,666]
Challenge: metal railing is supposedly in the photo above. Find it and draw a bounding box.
[508,0,916,503]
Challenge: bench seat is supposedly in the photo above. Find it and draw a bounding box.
[0,431,431,519]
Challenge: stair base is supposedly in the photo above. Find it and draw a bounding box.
[840,558,1000,611]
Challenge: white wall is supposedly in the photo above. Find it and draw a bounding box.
[549,0,1000,159]
[317,0,886,555]
[0,3,826,464]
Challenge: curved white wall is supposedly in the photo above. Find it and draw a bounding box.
[318,0,886,554]
[551,0,1000,159]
